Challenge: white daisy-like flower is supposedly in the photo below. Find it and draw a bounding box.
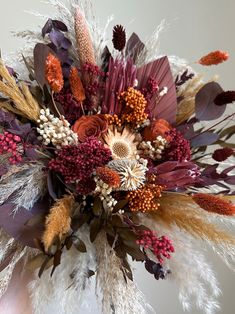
[103,127,139,160]
[108,159,147,191]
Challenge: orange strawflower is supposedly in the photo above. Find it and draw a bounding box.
[198,50,229,66]
[143,119,172,142]
[69,67,86,102]
[96,166,121,188]
[119,87,148,126]
[45,53,64,93]
[127,184,163,212]
[192,193,235,216]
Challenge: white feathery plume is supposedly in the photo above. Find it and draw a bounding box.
[29,226,97,314]
[95,232,154,314]
[0,162,47,212]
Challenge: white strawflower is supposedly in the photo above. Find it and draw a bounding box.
[108,159,147,191]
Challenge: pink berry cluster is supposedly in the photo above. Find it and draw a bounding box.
[137,230,174,264]
[49,137,111,184]
[163,128,191,162]
[0,132,22,164]
[141,77,159,102]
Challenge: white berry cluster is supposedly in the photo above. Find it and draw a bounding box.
[138,135,168,160]
[37,109,78,148]
[94,177,117,211]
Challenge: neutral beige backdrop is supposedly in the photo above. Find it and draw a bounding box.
[0,0,235,313]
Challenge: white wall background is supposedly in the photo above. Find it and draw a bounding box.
[0,0,234,313]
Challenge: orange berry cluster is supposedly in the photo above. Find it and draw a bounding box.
[69,67,86,102]
[127,184,164,213]
[46,53,64,93]
[104,114,122,127]
[119,87,148,125]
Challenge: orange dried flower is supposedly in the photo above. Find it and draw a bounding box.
[198,50,229,66]
[192,193,235,216]
[96,166,120,188]
[69,67,86,102]
[45,53,64,93]
[120,87,148,125]
[127,184,163,212]
[143,119,172,142]
[104,114,122,127]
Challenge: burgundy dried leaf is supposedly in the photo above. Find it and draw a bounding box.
[214,91,235,106]
[42,19,53,37]
[34,43,53,89]
[136,56,177,123]
[195,82,225,121]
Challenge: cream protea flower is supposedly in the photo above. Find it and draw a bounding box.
[108,159,147,190]
[103,127,139,160]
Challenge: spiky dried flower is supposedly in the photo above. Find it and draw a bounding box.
[214,91,235,106]
[69,67,86,102]
[42,195,74,252]
[198,50,229,66]
[112,25,126,51]
[192,193,235,216]
[103,127,139,160]
[212,147,234,162]
[127,184,163,212]
[74,7,96,65]
[108,159,147,191]
[45,53,64,93]
[96,166,120,188]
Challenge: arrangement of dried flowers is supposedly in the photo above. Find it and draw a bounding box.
[0,1,235,314]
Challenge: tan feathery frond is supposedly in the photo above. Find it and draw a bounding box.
[151,193,235,246]
[176,74,204,125]
[74,7,96,65]
[42,195,75,252]
[0,59,40,121]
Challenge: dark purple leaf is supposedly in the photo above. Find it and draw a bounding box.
[225,176,235,185]
[191,132,219,147]
[0,199,49,248]
[34,43,53,89]
[25,147,39,160]
[137,56,177,123]
[49,30,65,49]
[125,32,146,63]
[0,108,15,123]
[47,170,58,201]
[195,82,225,121]
[42,19,53,37]
[52,20,68,32]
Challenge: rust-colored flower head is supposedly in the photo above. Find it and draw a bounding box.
[142,119,171,142]
[72,114,108,142]
[198,50,229,66]
[46,53,64,93]
[112,25,126,51]
[192,193,235,216]
[96,166,120,188]
[69,67,86,102]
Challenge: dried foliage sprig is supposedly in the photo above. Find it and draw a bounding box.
[0,59,40,121]
[42,195,75,252]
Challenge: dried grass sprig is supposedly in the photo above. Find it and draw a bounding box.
[42,195,75,252]
[74,7,96,65]
[0,59,40,121]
